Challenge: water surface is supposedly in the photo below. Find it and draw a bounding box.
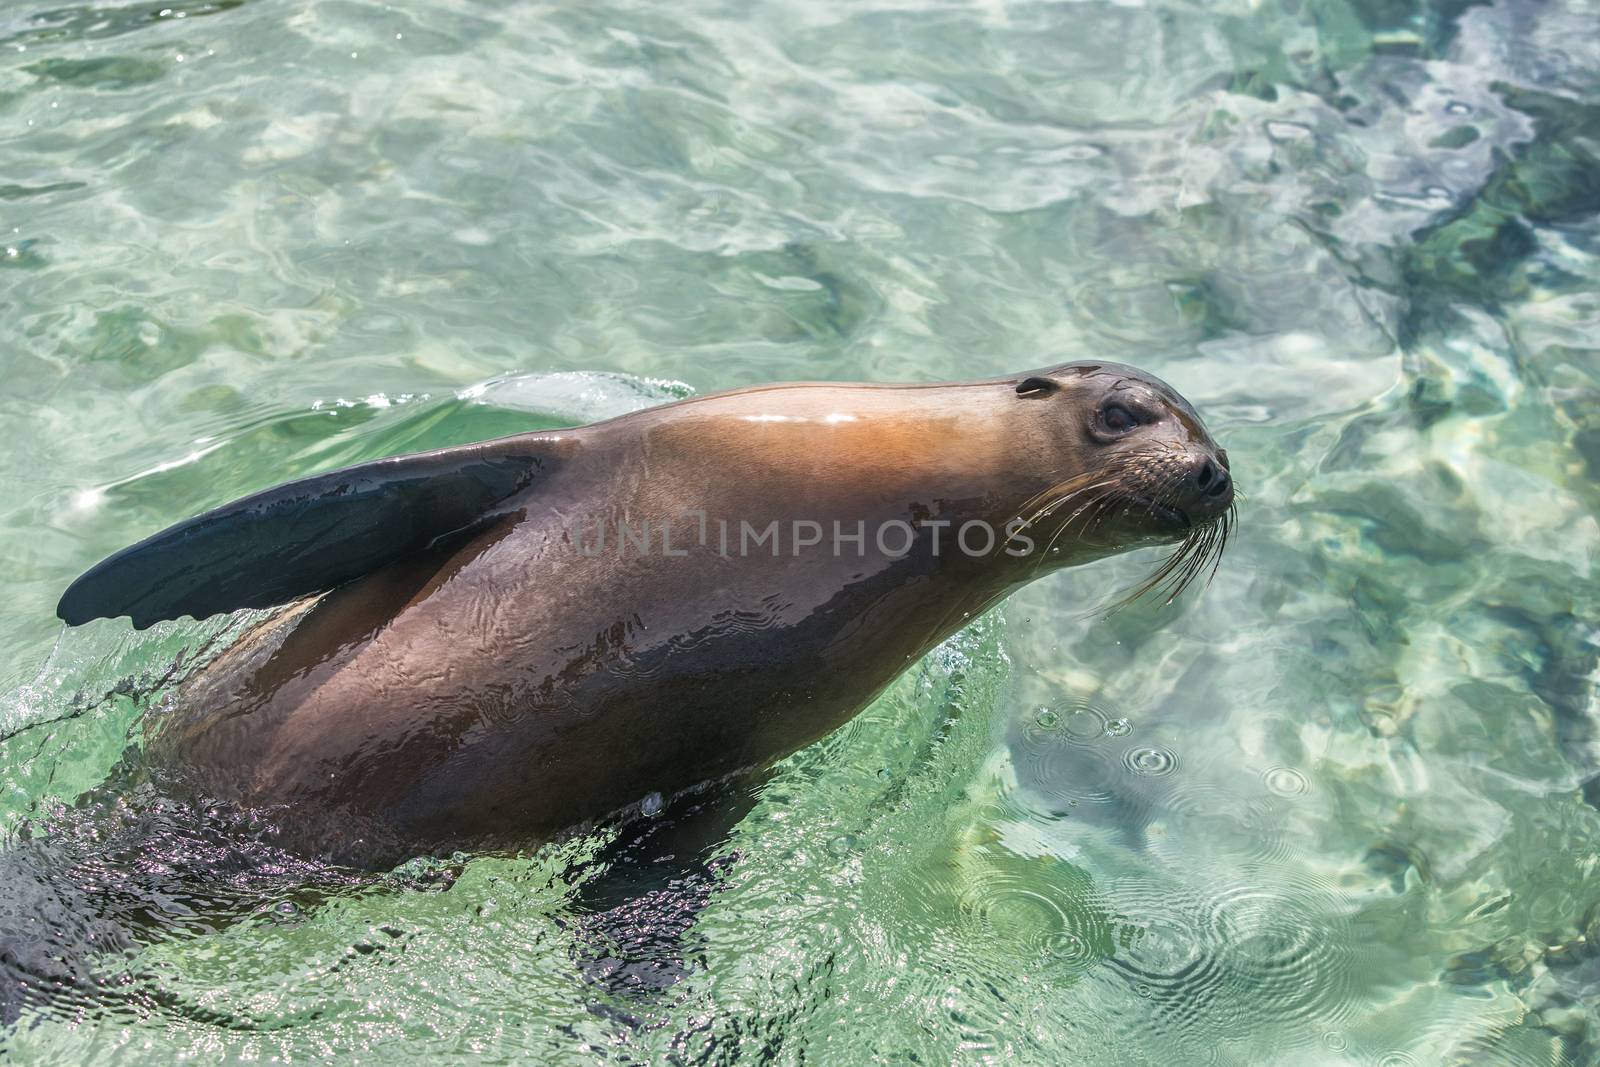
[2,0,1599,1062]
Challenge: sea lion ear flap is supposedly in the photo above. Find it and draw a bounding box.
[1015,376,1059,398]
[56,436,559,629]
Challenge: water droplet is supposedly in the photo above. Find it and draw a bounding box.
[270,899,305,925]
[639,791,663,816]
[1444,100,1472,115]
[1263,766,1309,797]
[1035,707,1060,730]
[1044,930,1092,964]
[1323,1031,1347,1051]
[1123,746,1177,777]
[1105,718,1132,737]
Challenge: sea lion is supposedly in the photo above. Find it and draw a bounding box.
[57,362,1233,867]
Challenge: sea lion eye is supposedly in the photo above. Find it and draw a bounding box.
[1099,403,1138,433]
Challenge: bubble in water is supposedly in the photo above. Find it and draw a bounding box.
[1123,746,1177,777]
[268,899,305,925]
[1105,718,1132,737]
[1444,100,1472,114]
[1263,766,1309,797]
[1323,1031,1347,1051]
[1022,705,1065,746]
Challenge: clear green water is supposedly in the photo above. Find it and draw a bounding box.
[2,0,1598,1061]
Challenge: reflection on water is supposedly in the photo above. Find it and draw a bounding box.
[1,0,1598,1061]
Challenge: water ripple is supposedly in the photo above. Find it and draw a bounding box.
[1102,873,1357,1043]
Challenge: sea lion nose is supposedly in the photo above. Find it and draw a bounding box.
[1192,456,1232,511]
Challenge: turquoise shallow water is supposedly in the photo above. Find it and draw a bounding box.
[2,0,1599,1062]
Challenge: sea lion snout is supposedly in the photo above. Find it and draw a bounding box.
[1120,435,1233,533]
[1183,453,1234,521]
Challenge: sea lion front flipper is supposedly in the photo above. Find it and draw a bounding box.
[569,774,769,995]
[56,434,562,629]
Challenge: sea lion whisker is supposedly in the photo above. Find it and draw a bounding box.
[1012,478,1076,522]
[1202,508,1232,587]
[1181,515,1232,598]
[1038,483,1122,563]
[1032,496,1100,572]
[1011,475,1118,535]
[1015,469,1110,520]
[1146,536,1201,604]
[1084,491,1120,533]
[1162,527,1216,604]
[1055,482,1122,534]
[1027,479,1118,529]
[1211,505,1237,580]
[1010,479,1121,564]
[1110,494,1234,612]
[1104,535,1195,614]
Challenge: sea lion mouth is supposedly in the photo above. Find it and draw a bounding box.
[1120,493,1191,530]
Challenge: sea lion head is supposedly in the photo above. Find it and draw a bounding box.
[1011,361,1235,592]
